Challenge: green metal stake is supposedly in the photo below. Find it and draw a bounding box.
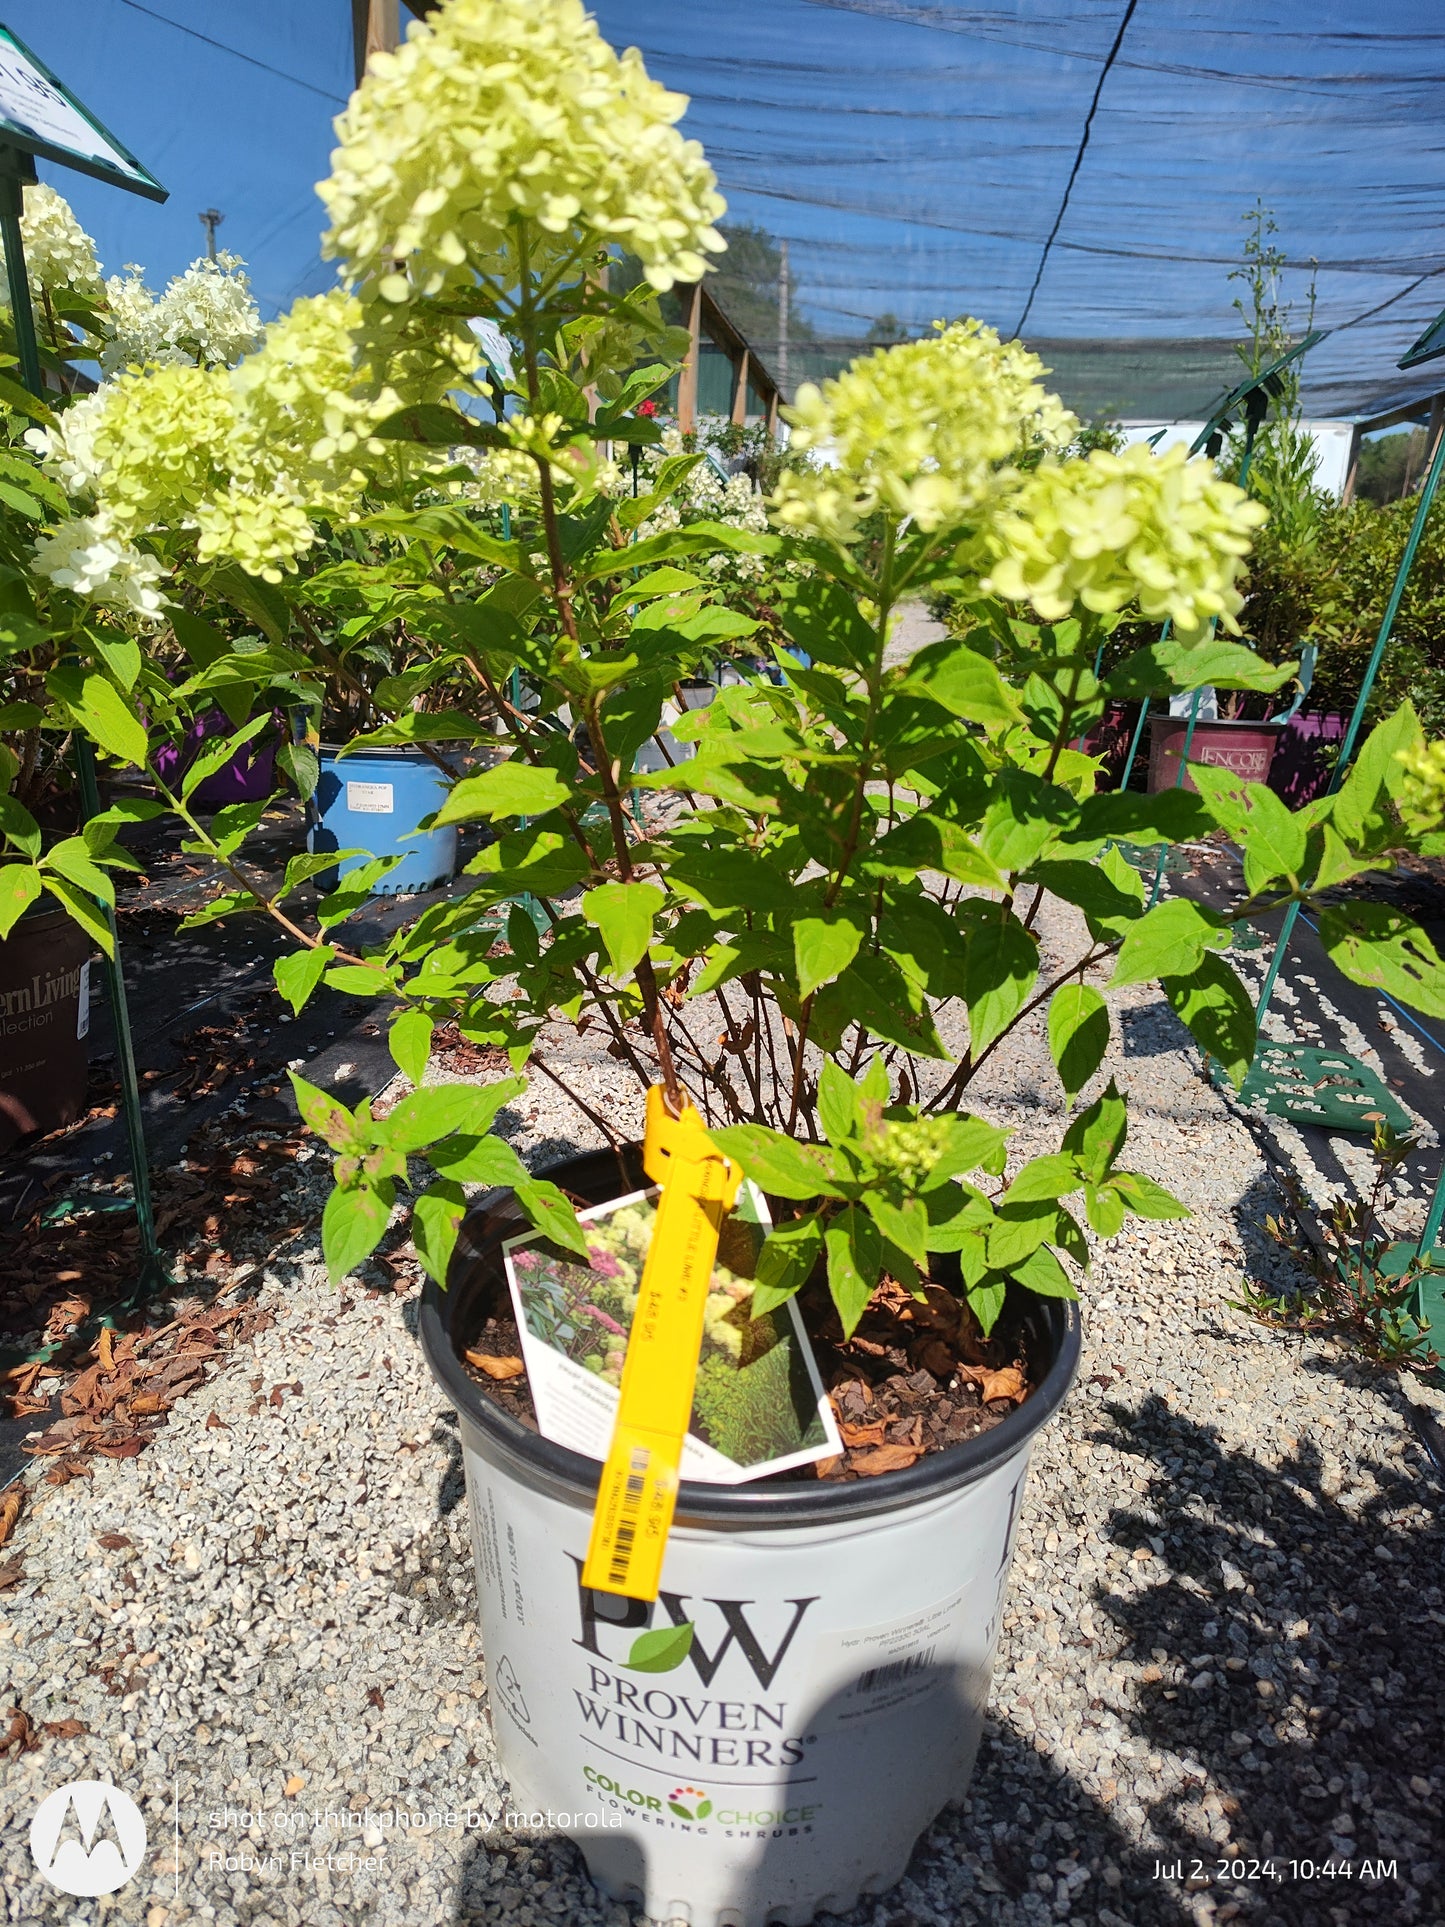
[0,146,166,1292]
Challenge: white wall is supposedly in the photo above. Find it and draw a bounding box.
[1118,420,1356,498]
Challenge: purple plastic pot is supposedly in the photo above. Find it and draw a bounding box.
[153,709,278,809]
[1147,716,1283,794]
[1268,712,1345,809]
[1076,703,1141,790]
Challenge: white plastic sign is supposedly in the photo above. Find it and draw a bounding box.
[0,25,165,200]
[345,780,394,815]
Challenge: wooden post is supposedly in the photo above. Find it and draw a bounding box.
[730,348,750,426]
[677,283,702,433]
[352,0,400,86]
[1341,422,1362,505]
[1427,393,1445,472]
[766,390,779,436]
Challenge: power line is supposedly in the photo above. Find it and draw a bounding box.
[1014,0,1140,337]
[117,1,348,104]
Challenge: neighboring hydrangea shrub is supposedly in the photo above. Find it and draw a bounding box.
[98,253,261,374]
[1399,739,1445,830]
[1,183,102,300]
[31,515,169,619]
[983,442,1267,633]
[772,320,1077,544]
[318,0,726,307]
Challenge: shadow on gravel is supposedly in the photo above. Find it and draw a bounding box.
[1078,1394,1442,1924]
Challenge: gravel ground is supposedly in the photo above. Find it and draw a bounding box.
[2,896,1442,1927]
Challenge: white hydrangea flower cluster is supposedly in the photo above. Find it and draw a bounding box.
[772,320,1078,545]
[98,253,261,374]
[982,441,1267,632]
[634,451,771,582]
[31,514,168,619]
[1,183,102,299]
[318,0,726,309]
[31,291,414,587]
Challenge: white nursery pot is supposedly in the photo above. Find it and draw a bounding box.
[419,1149,1080,1927]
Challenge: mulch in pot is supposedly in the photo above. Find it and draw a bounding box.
[459,1235,1036,1485]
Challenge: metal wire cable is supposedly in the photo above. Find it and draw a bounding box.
[1014,0,1140,337]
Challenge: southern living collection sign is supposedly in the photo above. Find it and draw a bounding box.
[0,22,165,200]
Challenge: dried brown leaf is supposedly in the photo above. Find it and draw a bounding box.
[42,1718,87,1738]
[0,1707,35,1754]
[97,1533,132,1551]
[838,1419,888,1448]
[850,1442,923,1476]
[97,1326,115,1374]
[0,1488,22,1548]
[464,1352,526,1381]
[979,1367,1026,1404]
[129,1393,169,1418]
[0,1558,23,1590]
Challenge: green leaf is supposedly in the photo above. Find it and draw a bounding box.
[273,946,334,1016]
[986,1200,1060,1269]
[412,1178,468,1286]
[433,760,572,826]
[179,714,272,802]
[624,1623,696,1673]
[1010,1244,1078,1299]
[428,1134,530,1186]
[514,1178,590,1258]
[793,912,864,998]
[0,863,41,936]
[0,795,40,859]
[968,1278,1008,1336]
[1161,953,1256,1089]
[1110,1171,1191,1220]
[382,1078,528,1154]
[322,1181,394,1284]
[76,675,148,768]
[820,951,948,1059]
[953,900,1038,1055]
[751,1213,825,1318]
[1066,789,1212,852]
[208,563,292,643]
[1318,902,1445,1019]
[774,576,877,673]
[817,1058,862,1145]
[707,1125,846,1200]
[1188,768,1306,892]
[42,837,115,906]
[1106,637,1295,698]
[582,881,664,978]
[389,1009,435,1086]
[276,740,319,800]
[1330,703,1421,851]
[289,1072,367,1151]
[1083,1181,1127,1237]
[88,630,141,692]
[862,1190,928,1266]
[1003,1153,1083,1205]
[1109,897,1231,989]
[39,877,112,955]
[1062,1078,1128,1184]
[825,1205,881,1338]
[466,825,591,898]
[1047,983,1109,1101]
[925,1114,1011,1185]
[903,638,1024,724]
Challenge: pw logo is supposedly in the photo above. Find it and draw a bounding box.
[30,1779,147,1897]
[667,1785,713,1821]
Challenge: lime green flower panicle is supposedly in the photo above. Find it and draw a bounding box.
[770,320,1077,546]
[318,0,726,308]
[983,442,1267,633]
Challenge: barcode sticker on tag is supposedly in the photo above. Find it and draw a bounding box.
[346,780,394,814]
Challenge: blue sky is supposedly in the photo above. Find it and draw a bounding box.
[9,1,1445,418]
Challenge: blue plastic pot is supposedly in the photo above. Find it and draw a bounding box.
[307,744,458,896]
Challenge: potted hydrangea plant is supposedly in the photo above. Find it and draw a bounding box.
[26,2,1445,1919]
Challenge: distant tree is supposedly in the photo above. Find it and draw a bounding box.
[864,312,910,347]
[1356,427,1429,506]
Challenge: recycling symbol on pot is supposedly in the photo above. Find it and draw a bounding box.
[493,1655,530,1725]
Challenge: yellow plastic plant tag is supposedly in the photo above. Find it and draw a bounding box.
[581,1086,742,1601]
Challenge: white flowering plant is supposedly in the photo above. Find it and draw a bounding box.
[34,0,1445,1356]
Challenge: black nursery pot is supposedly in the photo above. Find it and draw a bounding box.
[418,1147,1080,1927]
[0,907,92,1154]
